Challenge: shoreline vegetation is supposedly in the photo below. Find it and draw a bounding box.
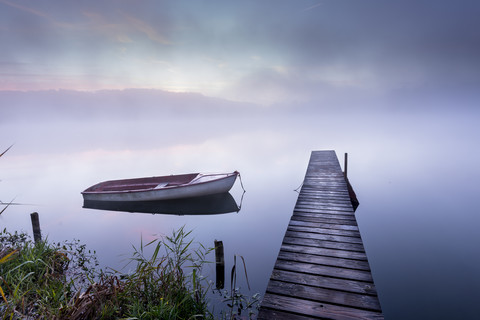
[0,226,260,319]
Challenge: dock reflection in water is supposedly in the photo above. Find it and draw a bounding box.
[83,192,241,216]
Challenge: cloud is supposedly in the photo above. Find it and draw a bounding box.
[0,0,79,29]
[81,10,171,45]
[1,0,479,109]
[124,14,171,45]
[0,0,49,19]
[301,2,325,12]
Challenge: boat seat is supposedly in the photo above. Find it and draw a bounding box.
[154,182,169,189]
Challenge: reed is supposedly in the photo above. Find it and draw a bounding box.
[0,227,218,319]
[74,226,215,319]
[215,254,260,320]
[0,229,98,319]
[0,144,14,215]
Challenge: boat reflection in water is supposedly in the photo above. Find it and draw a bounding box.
[83,192,240,216]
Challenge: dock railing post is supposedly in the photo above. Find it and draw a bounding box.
[344,152,348,179]
[30,212,42,243]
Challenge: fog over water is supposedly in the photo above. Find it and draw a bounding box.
[1,89,479,319]
[1,0,480,317]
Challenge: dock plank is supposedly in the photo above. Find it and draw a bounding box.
[266,280,382,311]
[277,250,371,271]
[287,224,361,237]
[282,236,366,252]
[291,215,359,226]
[279,243,368,261]
[274,260,374,282]
[258,150,383,319]
[269,269,378,295]
[288,219,360,231]
[284,230,364,245]
[293,210,357,220]
[258,294,384,320]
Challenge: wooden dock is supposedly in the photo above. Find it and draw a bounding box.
[257,151,383,320]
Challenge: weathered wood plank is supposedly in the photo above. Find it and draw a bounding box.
[291,215,359,226]
[260,294,384,320]
[269,269,377,295]
[304,183,348,192]
[293,211,357,220]
[296,198,353,206]
[298,194,351,202]
[300,188,349,195]
[257,308,315,320]
[295,205,355,213]
[288,219,360,231]
[277,250,371,271]
[280,243,368,261]
[287,224,361,237]
[294,204,354,212]
[297,192,351,198]
[274,260,374,282]
[266,280,382,311]
[282,236,366,252]
[293,210,357,220]
[296,200,354,208]
[292,210,357,219]
[300,188,350,195]
[285,230,364,245]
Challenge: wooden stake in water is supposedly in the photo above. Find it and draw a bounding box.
[30,212,42,243]
[214,240,225,289]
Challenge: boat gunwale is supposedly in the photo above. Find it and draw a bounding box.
[81,172,238,195]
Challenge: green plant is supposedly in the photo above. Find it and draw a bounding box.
[0,247,18,304]
[215,255,261,320]
[0,225,260,319]
[59,226,215,320]
[0,229,99,319]
[118,226,214,319]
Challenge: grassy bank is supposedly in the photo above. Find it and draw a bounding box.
[0,227,259,319]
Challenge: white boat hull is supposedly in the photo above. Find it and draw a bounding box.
[82,172,238,202]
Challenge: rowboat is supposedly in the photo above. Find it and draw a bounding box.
[81,171,239,202]
[83,192,240,215]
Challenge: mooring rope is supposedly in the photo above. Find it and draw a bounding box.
[294,180,303,193]
[237,190,246,212]
[236,171,246,193]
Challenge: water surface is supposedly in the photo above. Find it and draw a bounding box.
[1,97,479,319]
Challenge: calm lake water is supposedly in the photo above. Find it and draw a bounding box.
[1,95,479,319]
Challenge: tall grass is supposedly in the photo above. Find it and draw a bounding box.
[0,229,98,319]
[0,227,221,319]
[76,226,215,319]
[0,227,261,320]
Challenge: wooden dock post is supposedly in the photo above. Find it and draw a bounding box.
[344,152,348,178]
[258,150,382,319]
[214,240,225,289]
[30,212,42,243]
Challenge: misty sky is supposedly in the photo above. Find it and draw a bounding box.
[1,0,479,107]
[2,3,480,318]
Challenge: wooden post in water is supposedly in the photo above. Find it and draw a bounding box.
[344,152,348,179]
[30,212,42,243]
[214,240,225,289]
